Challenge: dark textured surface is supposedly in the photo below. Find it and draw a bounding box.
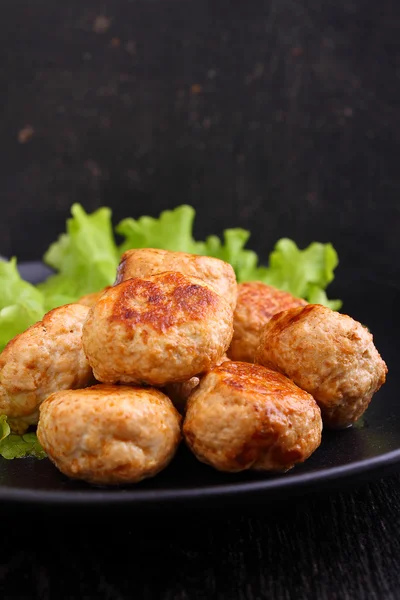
[1,0,400,285]
[1,0,400,598]
[1,475,400,599]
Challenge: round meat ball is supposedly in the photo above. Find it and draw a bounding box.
[183,361,322,473]
[115,248,238,310]
[37,385,182,485]
[227,282,307,362]
[77,287,111,307]
[82,271,234,386]
[0,304,93,433]
[255,304,388,428]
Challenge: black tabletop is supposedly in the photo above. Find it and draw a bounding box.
[1,474,400,599]
[1,1,400,598]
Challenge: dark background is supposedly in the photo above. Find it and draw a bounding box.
[1,1,400,598]
[1,0,400,285]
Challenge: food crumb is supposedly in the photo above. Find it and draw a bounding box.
[190,84,202,95]
[110,37,121,48]
[18,125,35,144]
[93,15,111,34]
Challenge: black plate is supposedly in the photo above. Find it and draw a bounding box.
[0,262,399,507]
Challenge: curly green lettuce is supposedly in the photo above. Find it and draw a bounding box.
[0,415,46,459]
[117,204,201,255]
[0,258,45,351]
[38,203,120,312]
[249,238,342,311]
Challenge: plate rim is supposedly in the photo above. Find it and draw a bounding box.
[1,448,400,505]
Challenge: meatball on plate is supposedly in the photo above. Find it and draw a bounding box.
[82,271,233,386]
[255,304,387,429]
[228,281,307,362]
[115,247,238,310]
[0,304,93,434]
[183,361,322,473]
[38,385,181,485]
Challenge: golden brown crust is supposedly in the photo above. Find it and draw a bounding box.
[114,248,238,310]
[202,360,315,401]
[38,384,182,485]
[255,304,388,428]
[227,282,307,362]
[77,287,111,307]
[183,361,322,473]
[110,272,218,332]
[0,304,93,432]
[82,271,234,386]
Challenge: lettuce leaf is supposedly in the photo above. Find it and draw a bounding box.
[306,285,342,311]
[0,415,46,459]
[241,238,342,309]
[0,414,10,442]
[38,203,120,311]
[0,258,45,351]
[196,228,260,281]
[117,204,200,254]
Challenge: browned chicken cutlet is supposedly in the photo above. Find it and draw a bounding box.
[0,304,93,433]
[227,281,307,362]
[82,271,234,387]
[37,384,182,485]
[255,304,388,429]
[114,247,238,310]
[183,361,322,473]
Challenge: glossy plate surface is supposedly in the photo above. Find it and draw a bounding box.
[0,262,399,506]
